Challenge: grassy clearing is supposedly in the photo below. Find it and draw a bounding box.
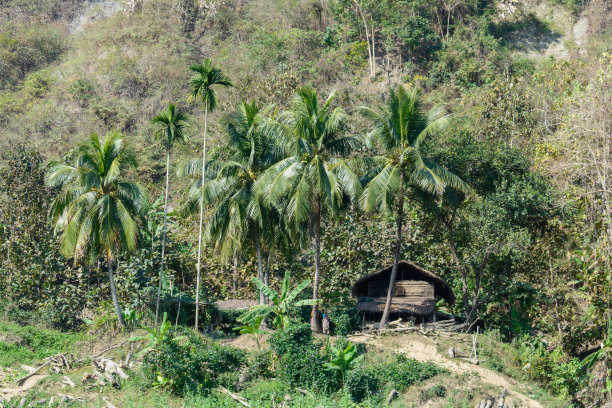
[0,321,89,367]
[0,323,573,408]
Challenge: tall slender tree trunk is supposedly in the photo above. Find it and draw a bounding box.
[264,252,270,288]
[155,150,171,324]
[354,0,374,77]
[253,225,265,305]
[232,254,238,294]
[108,255,124,328]
[371,22,376,75]
[310,194,323,333]
[380,178,404,328]
[195,105,208,331]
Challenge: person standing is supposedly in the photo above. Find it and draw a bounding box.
[322,310,330,335]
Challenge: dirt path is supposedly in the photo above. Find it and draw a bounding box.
[348,333,543,408]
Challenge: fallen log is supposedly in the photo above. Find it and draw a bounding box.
[76,340,130,363]
[17,361,50,386]
[497,388,507,407]
[219,386,251,407]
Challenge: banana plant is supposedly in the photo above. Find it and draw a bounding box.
[237,271,319,329]
[234,315,266,349]
[324,340,362,385]
[121,307,143,331]
[129,312,187,357]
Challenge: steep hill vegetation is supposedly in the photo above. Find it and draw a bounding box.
[0,0,610,406]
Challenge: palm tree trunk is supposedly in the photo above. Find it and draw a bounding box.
[264,252,270,288]
[155,150,171,324]
[253,225,265,305]
[232,254,238,294]
[108,255,124,328]
[310,194,323,333]
[380,179,404,328]
[195,105,208,331]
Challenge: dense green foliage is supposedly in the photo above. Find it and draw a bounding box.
[268,320,337,392]
[142,329,246,396]
[345,365,381,403]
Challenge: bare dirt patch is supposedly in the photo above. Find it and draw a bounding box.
[348,332,544,408]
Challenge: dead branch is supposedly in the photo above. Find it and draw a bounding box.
[102,396,117,408]
[17,361,50,386]
[61,376,75,388]
[219,386,251,407]
[497,388,507,407]
[295,388,312,396]
[81,339,130,362]
[387,389,399,403]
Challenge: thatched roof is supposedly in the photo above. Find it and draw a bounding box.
[216,299,258,311]
[351,261,455,305]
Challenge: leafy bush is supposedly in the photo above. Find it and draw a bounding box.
[345,365,381,403]
[23,70,53,98]
[329,306,360,336]
[69,78,96,106]
[198,340,247,374]
[0,23,66,88]
[268,319,339,392]
[378,354,441,390]
[142,330,246,396]
[420,384,447,401]
[248,349,273,379]
[216,371,240,390]
[143,340,211,396]
[515,337,586,399]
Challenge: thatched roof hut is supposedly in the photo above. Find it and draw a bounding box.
[352,261,455,317]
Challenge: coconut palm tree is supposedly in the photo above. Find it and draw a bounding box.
[358,85,472,328]
[179,100,281,304]
[188,58,232,330]
[151,102,189,324]
[46,132,149,328]
[257,87,362,332]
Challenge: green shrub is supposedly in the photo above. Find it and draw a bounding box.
[142,331,246,396]
[248,349,273,378]
[199,340,247,374]
[268,319,339,393]
[515,337,586,399]
[0,23,66,88]
[330,307,360,336]
[143,340,212,396]
[216,371,240,390]
[23,70,53,98]
[378,354,441,390]
[69,78,96,106]
[420,384,447,401]
[345,365,381,403]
